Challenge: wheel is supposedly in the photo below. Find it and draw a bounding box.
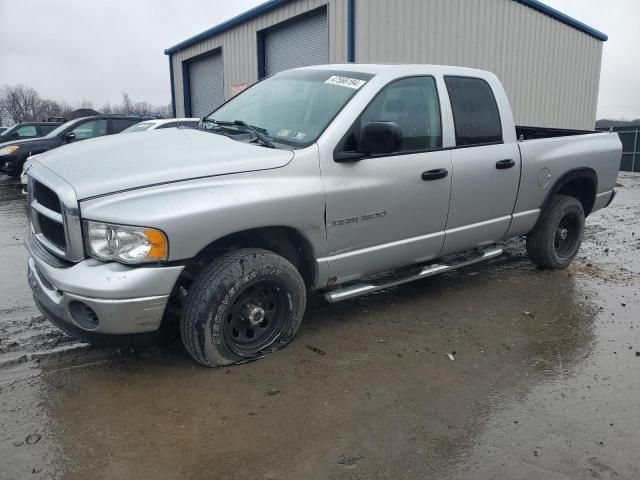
[180,248,307,366]
[526,195,585,269]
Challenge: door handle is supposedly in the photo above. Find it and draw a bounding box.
[496,159,516,169]
[421,168,449,181]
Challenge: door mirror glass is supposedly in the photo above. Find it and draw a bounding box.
[64,131,76,141]
[358,121,403,156]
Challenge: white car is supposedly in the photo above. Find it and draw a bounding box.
[121,118,199,133]
[20,155,38,193]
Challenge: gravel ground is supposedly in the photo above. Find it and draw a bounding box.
[0,173,638,480]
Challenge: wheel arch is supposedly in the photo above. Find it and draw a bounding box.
[544,168,598,217]
[180,226,317,290]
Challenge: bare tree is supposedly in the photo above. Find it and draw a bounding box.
[79,99,94,109]
[0,84,171,125]
[1,85,42,123]
[38,99,63,120]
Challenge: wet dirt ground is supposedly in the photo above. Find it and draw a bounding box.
[1,174,639,480]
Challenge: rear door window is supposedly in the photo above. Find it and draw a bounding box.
[38,124,59,136]
[111,118,139,133]
[444,76,502,146]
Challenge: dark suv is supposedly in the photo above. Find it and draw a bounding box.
[0,115,151,177]
[0,122,63,143]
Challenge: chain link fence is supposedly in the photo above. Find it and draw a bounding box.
[598,127,640,173]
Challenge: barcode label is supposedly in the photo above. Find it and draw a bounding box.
[325,75,367,89]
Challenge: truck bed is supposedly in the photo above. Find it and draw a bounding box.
[516,125,595,141]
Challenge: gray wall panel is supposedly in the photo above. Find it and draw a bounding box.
[169,0,603,129]
[170,0,347,117]
[355,0,602,129]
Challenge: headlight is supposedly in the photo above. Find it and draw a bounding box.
[0,145,19,156]
[84,221,169,264]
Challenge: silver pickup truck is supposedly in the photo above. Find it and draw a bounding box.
[24,64,621,366]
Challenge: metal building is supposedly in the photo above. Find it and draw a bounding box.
[165,0,607,130]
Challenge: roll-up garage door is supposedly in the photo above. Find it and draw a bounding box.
[264,9,328,76]
[188,51,224,117]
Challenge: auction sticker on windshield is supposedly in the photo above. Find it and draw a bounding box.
[325,76,367,89]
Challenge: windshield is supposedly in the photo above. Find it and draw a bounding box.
[122,122,155,133]
[204,69,374,147]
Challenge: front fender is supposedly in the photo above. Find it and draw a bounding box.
[79,149,327,262]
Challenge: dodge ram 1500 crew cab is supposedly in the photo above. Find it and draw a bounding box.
[24,64,621,366]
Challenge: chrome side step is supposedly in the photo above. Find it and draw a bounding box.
[324,247,503,303]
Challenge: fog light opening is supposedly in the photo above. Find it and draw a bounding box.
[68,301,99,330]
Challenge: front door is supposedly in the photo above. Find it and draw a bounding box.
[322,76,452,282]
[440,76,520,255]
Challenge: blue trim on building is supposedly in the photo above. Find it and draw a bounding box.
[164,0,606,57]
[514,0,607,41]
[257,32,266,79]
[347,0,355,62]
[169,56,176,117]
[182,62,192,117]
[165,0,293,55]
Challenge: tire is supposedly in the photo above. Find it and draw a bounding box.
[180,248,307,367]
[526,195,585,269]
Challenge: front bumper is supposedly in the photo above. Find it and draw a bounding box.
[26,230,184,339]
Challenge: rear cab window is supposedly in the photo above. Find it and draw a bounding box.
[444,76,502,146]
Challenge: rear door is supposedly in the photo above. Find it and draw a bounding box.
[440,76,520,255]
[323,76,452,282]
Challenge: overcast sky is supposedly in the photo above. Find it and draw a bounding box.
[0,0,637,119]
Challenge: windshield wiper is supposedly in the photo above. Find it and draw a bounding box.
[202,118,275,149]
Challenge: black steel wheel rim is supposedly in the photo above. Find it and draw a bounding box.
[223,280,289,356]
[554,212,580,259]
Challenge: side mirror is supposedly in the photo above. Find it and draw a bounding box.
[334,121,403,162]
[11,131,19,138]
[358,121,403,156]
[63,131,76,141]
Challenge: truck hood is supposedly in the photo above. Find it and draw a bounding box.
[32,128,294,199]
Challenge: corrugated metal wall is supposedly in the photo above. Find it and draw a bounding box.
[171,0,348,117]
[355,0,602,129]
[170,0,602,129]
[264,8,329,75]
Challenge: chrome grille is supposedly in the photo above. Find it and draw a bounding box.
[28,167,84,263]
[34,182,62,214]
[37,213,66,249]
